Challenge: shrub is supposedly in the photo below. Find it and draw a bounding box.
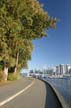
[8,72,21,81]
[0,71,3,81]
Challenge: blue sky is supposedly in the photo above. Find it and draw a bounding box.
[28,0,71,70]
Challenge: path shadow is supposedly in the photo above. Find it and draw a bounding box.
[44,82,62,108]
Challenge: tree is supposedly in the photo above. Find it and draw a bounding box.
[0,0,57,81]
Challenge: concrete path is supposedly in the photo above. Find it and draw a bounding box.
[0,78,63,108]
[0,78,46,108]
[0,78,34,103]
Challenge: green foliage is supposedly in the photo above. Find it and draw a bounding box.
[0,71,3,81]
[0,61,4,70]
[0,0,57,79]
[8,72,20,81]
[7,73,16,81]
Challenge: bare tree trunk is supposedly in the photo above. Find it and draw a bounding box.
[14,52,19,75]
[3,66,8,81]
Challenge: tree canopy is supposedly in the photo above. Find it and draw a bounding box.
[0,0,56,74]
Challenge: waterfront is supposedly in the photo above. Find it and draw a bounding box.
[46,78,71,107]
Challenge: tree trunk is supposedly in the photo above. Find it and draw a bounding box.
[14,52,19,75]
[3,66,8,81]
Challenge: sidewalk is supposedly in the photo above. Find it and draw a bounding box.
[0,78,34,102]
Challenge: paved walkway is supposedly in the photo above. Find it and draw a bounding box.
[0,78,62,108]
[0,78,46,108]
[0,78,34,102]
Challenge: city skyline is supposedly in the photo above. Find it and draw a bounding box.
[28,64,71,75]
[28,0,71,70]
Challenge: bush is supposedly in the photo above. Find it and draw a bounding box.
[0,71,3,81]
[8,72,21,81]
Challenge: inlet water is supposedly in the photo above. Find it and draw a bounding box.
[46,78,71,107]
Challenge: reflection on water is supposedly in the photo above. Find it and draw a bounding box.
[46,78,71,107]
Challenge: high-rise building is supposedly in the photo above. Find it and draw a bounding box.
[56,66,59,75]
[64,64,71,74]
[47,64,71,77]
[55,64,68,75]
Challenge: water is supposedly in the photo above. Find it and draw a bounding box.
[46,78,71,107]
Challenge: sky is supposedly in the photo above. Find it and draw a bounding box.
[28,0,71,70]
